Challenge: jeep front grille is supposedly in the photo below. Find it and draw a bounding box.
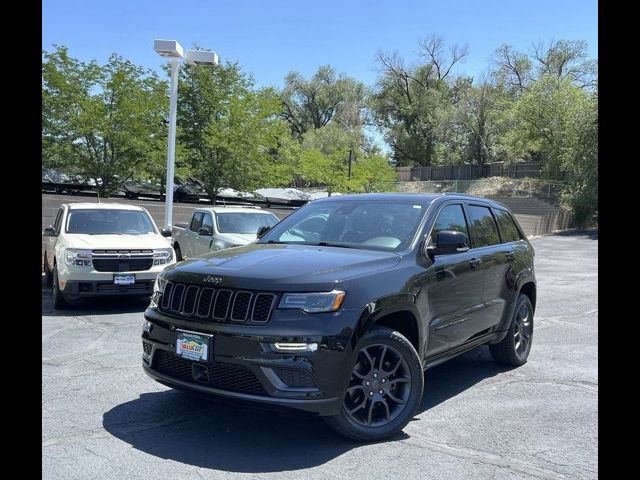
[158,282,277,324]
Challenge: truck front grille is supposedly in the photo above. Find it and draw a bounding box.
[92,258,154,272]
[158,282,277,324]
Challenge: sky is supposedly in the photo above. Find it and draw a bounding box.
[43,0,598,89]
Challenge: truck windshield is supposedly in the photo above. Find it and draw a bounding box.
[66,209,157,235]
[216,212,279,234]
[257,200,427,251]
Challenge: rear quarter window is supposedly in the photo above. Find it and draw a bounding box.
[494,209,523,243]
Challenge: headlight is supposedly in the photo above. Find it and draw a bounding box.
[64,249,92,267]
[153,248,173,265]
[278,290,346,313]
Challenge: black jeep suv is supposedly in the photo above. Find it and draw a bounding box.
[142,193,535,441]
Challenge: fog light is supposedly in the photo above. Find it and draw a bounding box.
[272,342,318,352]
[143,321,152,334]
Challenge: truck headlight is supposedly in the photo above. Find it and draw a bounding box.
[64,249,92,267]
[278,290,346,313]
[153,248,173,265]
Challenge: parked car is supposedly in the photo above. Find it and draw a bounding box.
[142,193,535,441]
[43,203,176,309]
[171,206,280,260]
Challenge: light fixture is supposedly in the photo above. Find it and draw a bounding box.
[153,39,184,58]
[184,49,219,66]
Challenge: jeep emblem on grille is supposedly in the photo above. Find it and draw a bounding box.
[118,254,130,259]
[203,275,223,285]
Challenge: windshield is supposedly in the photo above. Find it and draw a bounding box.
[216,212,279,234]
[258,200,428,251]
[66,209,157,235]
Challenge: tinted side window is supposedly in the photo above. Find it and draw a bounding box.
[190,212,203,232]
[467,205,501,248]
[53,208,63,233]
[430,204,469,244]
[494,209,522,243]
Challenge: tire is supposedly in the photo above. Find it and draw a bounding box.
[52,264,71,310]
[489,294,534,366]
[174,244,183,262]
[324,326,424,442]
[44,253,53,287]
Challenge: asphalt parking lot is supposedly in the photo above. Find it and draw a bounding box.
[42,230,598,480]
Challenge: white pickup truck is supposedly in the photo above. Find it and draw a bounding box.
[42,202,176,309]
[171,206,280,260]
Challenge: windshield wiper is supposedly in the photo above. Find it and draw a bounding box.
[314,241,355,249]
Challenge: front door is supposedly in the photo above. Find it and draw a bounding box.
[192,212,214,257]
[414,203,486,357]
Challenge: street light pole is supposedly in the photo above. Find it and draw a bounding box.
[154,39,219,233]
[164,59,180,231]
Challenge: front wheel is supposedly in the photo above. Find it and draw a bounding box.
[489,294,534,366]
[174,244,183,262]
[52,265,71,310]
[324,326,424,442]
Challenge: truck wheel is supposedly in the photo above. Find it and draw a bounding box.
[174,244,183,261]
[52,265,71,310]
[323,326,424,442]
[489,294,534,366]
[44,253,53,287]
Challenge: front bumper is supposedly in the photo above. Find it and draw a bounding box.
[64,279,154,297]
[57,262,173,297]
[141,307,362,416]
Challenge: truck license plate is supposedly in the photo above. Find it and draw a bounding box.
[114,274,135,285]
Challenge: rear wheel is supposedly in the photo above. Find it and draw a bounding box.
[489,294,534,366]
[324,326,423,442]
[174,244,183,261]
[52,264,71,310]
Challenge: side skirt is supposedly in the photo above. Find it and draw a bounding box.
[423,332,500,370]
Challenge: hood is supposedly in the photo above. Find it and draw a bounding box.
[64,233,171,250]
[162,243,401,291]
[217,232,257,246]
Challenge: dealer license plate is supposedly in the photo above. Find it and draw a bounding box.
[176,332,210,362]
[114,274,135,285]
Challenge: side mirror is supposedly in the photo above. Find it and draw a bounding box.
[426,230,469,257]
[257,225,271,238]
[160,228,172,238]
[198,226,213,236]
[42,226,57,237]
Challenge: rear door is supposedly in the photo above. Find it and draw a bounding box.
[418,202,486,356]
[492,207,530,317]
[463,203,509,334]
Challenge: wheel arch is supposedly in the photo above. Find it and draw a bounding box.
[351,296,424,361]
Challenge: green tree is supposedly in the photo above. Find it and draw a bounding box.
[280,65,367,140]
[42,46,167,196]
[176,59,286,202]
[351,154,398,192]
[370,36,468,166]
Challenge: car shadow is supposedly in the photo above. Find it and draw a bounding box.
[41,275,149,316]
[102,345,507,473]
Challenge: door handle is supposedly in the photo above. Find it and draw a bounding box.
[469,258,483,268]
